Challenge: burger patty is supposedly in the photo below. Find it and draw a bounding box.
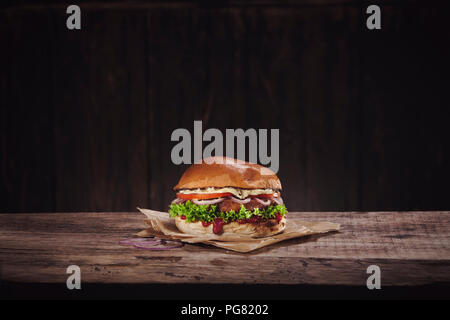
[218,198,273,212]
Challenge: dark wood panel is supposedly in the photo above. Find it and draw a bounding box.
[145,6,362,211]
[1,3,450,213]
[52,9,148,211]
[246,7,361,211]
[360,4,450,211]
[147,8,210,211]
[0,10,54,213]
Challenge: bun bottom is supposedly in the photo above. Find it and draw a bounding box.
[174,216,286,238]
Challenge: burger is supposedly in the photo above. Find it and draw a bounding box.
[169,156,287,238]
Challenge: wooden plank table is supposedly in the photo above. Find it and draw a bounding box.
[1,211,449,287]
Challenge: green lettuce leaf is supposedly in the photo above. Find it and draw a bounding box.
[169,200,287,223]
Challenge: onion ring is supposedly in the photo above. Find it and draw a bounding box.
[254,198,271,206]
[133,239,184,250]
[119,238,161,246]
[171,198,186,204]
[192,198,225,205]
[230,196,251,204]
[272,197,284,205]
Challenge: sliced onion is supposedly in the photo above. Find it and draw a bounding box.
[133,239,184,250]
[272,197,284,205]
[192,198,225,205]
[171,198,186,204]
[230,196,251,204]
[254,198,271,206]
[119,238,161,246]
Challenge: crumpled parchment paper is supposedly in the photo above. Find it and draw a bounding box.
[136,208,340,253]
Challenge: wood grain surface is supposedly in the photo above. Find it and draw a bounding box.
[1,211,449,286]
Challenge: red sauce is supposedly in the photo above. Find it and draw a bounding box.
[248,216,261,224]
[212,218,224,234]
[181,215,186,220]
[201,221,211,227]
[201,214,284,230]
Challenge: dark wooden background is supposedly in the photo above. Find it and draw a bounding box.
[1,1,449,213]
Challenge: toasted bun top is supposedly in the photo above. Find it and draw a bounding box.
[173,156,281,190]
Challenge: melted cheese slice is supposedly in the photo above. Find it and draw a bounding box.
[177,187,276,199]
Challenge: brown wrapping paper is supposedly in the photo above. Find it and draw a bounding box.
[136,208,340,253]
